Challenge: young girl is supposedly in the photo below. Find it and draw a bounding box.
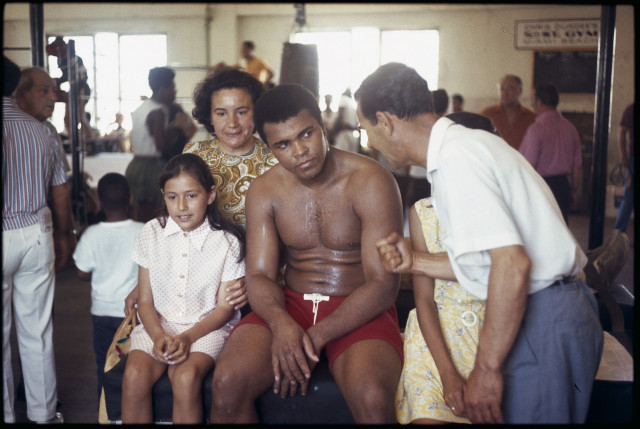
[393,198,485,424]
[121,153,246,424]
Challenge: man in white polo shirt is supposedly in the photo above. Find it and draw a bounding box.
[354,62,603,424]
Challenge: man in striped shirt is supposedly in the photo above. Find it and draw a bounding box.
[15,66,71,175]
[2,56,75,423]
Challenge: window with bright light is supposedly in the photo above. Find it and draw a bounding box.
[47,33,167,135]
[292,28,439,148]
[118,34,168,131]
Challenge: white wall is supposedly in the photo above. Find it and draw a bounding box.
[3,2,634,183]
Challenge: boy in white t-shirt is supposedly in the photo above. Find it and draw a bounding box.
[72,173,143,401]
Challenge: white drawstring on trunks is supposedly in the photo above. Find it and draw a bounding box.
[303,293,330,325]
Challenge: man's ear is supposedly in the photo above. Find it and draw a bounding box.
[375,111,394,136]
[14,88,25,102]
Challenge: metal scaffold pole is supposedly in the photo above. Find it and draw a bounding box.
[67,39,84,225]
[588,5,616,250]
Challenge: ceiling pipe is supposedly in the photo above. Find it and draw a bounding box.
[205,5,213,67]
[29,3,45,67]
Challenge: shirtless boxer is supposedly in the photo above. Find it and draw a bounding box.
[209,84,404,424]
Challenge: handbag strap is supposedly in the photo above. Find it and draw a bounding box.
[105,308,137,354]
[131,308,137,328]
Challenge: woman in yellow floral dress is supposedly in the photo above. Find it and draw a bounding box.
[392,197,486,424]
[184,68,277,230]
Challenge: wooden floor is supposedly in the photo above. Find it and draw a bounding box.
[8,213,635,423]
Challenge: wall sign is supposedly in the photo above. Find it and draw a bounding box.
[515,19,599,49]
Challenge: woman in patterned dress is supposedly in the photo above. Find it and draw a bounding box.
[399,198,486,423]
[184,67,278,230]
[121,154,247,424]
[377,198,486,424]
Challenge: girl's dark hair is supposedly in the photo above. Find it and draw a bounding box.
[446,112,498,135]
[157,153,245,262]
[191,68,265,135]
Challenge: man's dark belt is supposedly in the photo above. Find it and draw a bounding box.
[550,275,577,287]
